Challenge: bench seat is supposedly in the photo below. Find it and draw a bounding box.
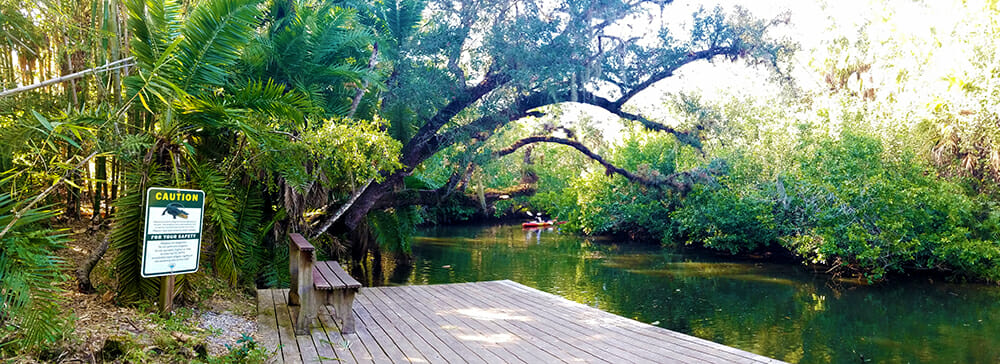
[288,233,359,335]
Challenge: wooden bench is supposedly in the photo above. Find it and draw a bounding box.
[288,233,361,335]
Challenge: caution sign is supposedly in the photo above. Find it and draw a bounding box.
[141,188,205,277]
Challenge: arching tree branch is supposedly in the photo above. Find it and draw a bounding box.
[372,183,536,210]
[402,71,512,169]
[495,136,662,187]
[615,46,742,106]
[495,136,720,192]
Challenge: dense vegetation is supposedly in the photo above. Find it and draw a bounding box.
[1,0,999,357]
[461,1,1000,283]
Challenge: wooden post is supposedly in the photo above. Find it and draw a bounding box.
[288,242,300,306]
[293,250,316,335]
[159,275,175,315]
[288,233,317,335]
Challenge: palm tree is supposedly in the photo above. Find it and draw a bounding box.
[113,0,305,302]
[112,0,401,303]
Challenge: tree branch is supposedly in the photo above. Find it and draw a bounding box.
[494,136,719,192]
[495,136,662,186]
[346,42,379,119]
[616,46,741,106]
[0,151,100,240]
[402,71,512,168]
[309,178,373,240]
[518,90,702,148]
[0,57,135,98]
[77,234,111,294]
[373,183,536,210]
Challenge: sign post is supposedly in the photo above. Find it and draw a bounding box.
[141,187,205,314]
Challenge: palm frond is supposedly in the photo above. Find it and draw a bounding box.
[176,0,262,94]
[234,185,265,285]
[124,0,187,113]
[125,0,182,73]
[367,207,420,254]
[227,79,315,124]
[111,161,165,304]
[192,163,244,285]
[0,190,69,353]
[385,0,426,45]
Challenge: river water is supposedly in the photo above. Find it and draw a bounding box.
[379,224,1000,363]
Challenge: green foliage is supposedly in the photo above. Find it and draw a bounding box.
[781,133,1000,281]
[0,191,70,353]
[368,207,422,254]
[529,129,684,240]
[207,334,270,364]
[671,184,777,254]
[125,0,263,108]
[111,162,167,304]
[241,0,380,118]
[194,163,250,286]
[672,130,1000,282]
[111,0,403,303]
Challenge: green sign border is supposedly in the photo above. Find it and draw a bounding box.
[141,187,205,277]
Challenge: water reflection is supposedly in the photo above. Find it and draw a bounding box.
[378,224,1000,364]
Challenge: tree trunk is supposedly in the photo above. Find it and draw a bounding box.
[77,235,111,293]
[109,156,118,217]
[65,148,81,220]
[93,156,107,223]
[343,174,401,231]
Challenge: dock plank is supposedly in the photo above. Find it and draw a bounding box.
[355,291,446,362]
[493,280,773,364]
[360,287,468,363]
[391,285,522,363]
[257,281,787,364]
[280,290,323,364]
[435,282,634,363]
[472,281,714,363]
[256,289,282,363]
[310,304,346,363]
[426,282,616,363]
[272,289,304,364]
[368,286,491,364]
[330,304,386,363]
[352,297,422,363]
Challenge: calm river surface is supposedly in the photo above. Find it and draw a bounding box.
[382,224,1000,363]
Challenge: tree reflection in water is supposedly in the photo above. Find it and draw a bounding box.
[361,224,1000,364]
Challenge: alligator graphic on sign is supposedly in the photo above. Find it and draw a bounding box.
[162,203,189,219]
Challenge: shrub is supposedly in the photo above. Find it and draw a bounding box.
[780,133,1000,281]
[670,183,778,253]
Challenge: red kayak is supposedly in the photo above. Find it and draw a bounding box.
[521,220,568,228]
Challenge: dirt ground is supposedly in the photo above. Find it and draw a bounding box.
[26,218,262,363]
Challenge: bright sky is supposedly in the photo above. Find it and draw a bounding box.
[556,0,984,142]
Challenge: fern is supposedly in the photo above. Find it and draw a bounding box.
[0,191,70,353]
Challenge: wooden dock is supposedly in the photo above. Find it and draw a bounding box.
[256,280,786,363]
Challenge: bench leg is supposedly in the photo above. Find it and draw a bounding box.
[294,288,316,335]
[337,289,357,334]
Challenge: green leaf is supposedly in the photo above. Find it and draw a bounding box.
[31,110,53,131]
